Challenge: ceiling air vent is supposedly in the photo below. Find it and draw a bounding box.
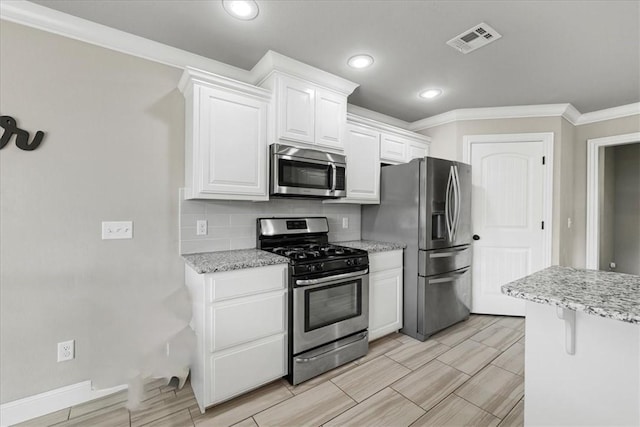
[447,22,502,54]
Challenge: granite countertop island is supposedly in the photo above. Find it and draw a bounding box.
[339,240,406,253]
[501,265,640,324]
[183,249,288,274]
[501,265,640,426]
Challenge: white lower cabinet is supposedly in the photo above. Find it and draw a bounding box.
[185,264,288,413]
[368,250,404,341]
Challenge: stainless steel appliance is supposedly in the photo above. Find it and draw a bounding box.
[362,157,472,341]
[270,144,346,199]
[257,217,369,385]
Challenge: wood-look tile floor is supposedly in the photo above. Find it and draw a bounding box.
[16,315,525,427]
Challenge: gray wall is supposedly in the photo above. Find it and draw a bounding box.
[0,22,186,402]
[613,143,640,274]
[179,194,361,254]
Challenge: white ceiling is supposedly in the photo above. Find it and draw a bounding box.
[28,0,640,122]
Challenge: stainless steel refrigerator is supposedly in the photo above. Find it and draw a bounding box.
[362,157,472,341]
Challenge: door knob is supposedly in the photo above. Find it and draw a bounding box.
[473,235,480,240]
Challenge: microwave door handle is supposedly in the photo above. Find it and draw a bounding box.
[331,163,337,193]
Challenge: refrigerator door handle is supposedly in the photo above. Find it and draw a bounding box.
[446,166,454,240]
[426,267,470,285]
[452,165,461,241]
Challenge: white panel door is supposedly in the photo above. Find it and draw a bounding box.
[315,89,346,150]
[198,86,268,199]
[278,76,315,144]
[471,141,545,315]
[344,124,380,202]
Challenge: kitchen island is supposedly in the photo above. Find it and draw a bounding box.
[502,266,640,426]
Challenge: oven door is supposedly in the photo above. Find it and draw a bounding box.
[293,270,369,354]
[272,155,346,198]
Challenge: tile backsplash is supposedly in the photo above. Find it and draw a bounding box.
[179,190,361,254]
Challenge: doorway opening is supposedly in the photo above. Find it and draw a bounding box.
[586,134,640,274]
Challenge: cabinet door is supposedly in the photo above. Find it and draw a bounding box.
[345,124,380,202]
[278,76,315,144]
[197,86,268,199]
[380,134,408,163]
[408,141,428,161]
[315,89,346,150]
[209,334,286,404]
[369,267,403,341]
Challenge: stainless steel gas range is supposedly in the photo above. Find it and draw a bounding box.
[257,217,369,385]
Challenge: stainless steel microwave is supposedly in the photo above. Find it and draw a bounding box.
[270,144,346,199]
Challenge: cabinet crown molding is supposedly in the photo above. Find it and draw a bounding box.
[251,50,359,96]
[347,113,431,144]
[179,67,271,101]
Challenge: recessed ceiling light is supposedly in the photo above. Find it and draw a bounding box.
[222,0,259,20]
[347,54,374,69]
[419,89,443,99]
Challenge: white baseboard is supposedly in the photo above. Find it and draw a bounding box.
[0,381,127,427]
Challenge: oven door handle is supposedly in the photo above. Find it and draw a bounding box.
[294,332,368,363]
[295,269,369,287]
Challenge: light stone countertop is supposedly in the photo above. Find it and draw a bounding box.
[339,240,407,253]
[502,265,640,324]
[183,249,289,274]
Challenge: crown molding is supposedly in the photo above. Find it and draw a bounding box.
[250,51,359,96]
[409,104,576,131]
[410,102,640,130]
[0,0,251,81]
[178,67,271,101]
[576,103,640,125]
[346,104,412,130]
[347,113,430,143]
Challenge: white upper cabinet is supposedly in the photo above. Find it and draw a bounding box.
[381,134,409,163]
[278,76,315,144]
[408,141,428,160]
[315,89,347,150]
[262,73,351,152]
[343,123,381,203]
[179,68,271,201]
[381,133,429,164]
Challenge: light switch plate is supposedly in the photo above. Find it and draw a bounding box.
[102,221,133,239]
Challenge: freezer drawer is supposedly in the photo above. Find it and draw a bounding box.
[417,267,471,338]
[419,245,471,276]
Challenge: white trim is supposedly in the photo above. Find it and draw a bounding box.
[411,104,576,131]
[0,381,127,427]
[347,113,430,144]
[462,132,554,269]
[577,103,640,125]
[585,132,640,269]
[346,104,412,130]
[410,103,640,131]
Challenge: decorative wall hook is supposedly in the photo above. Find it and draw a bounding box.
[0,115,45,151]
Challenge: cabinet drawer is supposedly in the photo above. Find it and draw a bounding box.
[210,291,286,352]
[209,334,286,404]
[369,250,403,273]
[207,264,287,302]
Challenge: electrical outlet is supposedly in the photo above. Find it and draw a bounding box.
[102,221,133,239]
[342,217,349,229]
[196,220,208,236]
[57,340,75,362]
[567,217,572,229]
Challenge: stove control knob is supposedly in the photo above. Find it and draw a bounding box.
[346,259,353,266]
[309,265,317,272]
[353,258,360,265]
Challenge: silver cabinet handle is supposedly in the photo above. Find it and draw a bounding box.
[295,332,368,363]
[296,269,368,286]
